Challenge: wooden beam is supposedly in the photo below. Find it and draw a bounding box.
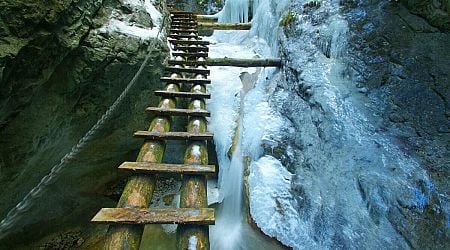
[207,57,282,67]
[198,22,251,30]
[119,162,216,175]
[168,34,198,39]
[154,90,211,99]
[145,107,210,117]
[134,131,214,140]
[174,46,208,53]
[171,52,208,58]
[160,77,210,84]
[170,28,198,33]
[92,208,215,225]
[171,24,198,29]
[102,84,179,249]
[165,66,210,75]
[169,39,209,46]
[168,60,206,67]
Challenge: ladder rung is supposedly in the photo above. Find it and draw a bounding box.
[168,60,207,66]
[174,46,208,52]
[119,162,215,175]
[145,107,210,117]
[169,39,209,45]
[170,28,198,33]
[134,131,214,140]
[172,52,208,58]
[155,90,210,99]
[168,34,198,39]
[172,21,197,24]
[160,77,210,84]
[165,66,210,75]
[171,17,196,21]
[91,208,215,225]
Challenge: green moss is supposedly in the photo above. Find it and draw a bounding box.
[279,11,297,27]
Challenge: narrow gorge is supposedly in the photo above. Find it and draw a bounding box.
[0,0,448,249]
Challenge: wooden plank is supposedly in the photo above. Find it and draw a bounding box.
[170,29,198,33]
[168,34,198,39]
[145,107,210,117]
[172,21,197,25]
[165,66,210,75]
[198,22,251,30]
[174,46,208,53]
[119,162,215,175]
[92,208,215,225]
[169,39,209,46]
[168,58,282,67]
[207,57,282,67]
[168,60,207,67]
[154,90,211,99]
[134,131,214,140]
[171,24,198,29]
[160,77,210,85]
[172,52,208,58]
[172,16,197,21]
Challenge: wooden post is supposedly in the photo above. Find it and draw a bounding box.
[177,83,210,249]
[104,81,180,250]
[198,22,251,30]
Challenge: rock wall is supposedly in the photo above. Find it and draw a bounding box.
[246,0,449,249]
[0,0,168,247]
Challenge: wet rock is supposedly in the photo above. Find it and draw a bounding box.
[0,0,170,247]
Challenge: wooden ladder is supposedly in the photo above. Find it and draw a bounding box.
[92,9,215,250]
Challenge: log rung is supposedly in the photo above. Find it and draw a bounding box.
[172,21,197,25]
[91,208,215,225]
[168,60,207,66]
[172,52,208,58]
[168,34,198,39]
[119,161,215,175]
[160,77,210,84]
[165,66,209,75]
[155,90,210,99]
[171,24,198,29]
[134,131,214,140]
[171,17,196,21]
[169,39,209,46]
[146,107,210,117]
[174,46,208,52]
[170,29,198,33]
[198,22,251,30]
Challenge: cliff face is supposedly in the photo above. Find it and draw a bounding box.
[0,0,168,247]
[245,0,449,249]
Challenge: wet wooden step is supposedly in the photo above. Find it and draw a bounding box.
[160,77,210,84]
[165,66,210,75]
[172,52,209,58]
[91,208,215,225]
[134,131,214,140]
[168,34,198,39]
[154,90,211,99]
[145,107,210,117]
[169,39,209,46]
[170,29,198,35]
[171,17,196,21]
[172,21,197,25]
[174,46,208,52]
[171,24,198,29]
[168,60,207,67]
[119,161,215,175]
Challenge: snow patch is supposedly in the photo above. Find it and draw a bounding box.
[98,0,162,40]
